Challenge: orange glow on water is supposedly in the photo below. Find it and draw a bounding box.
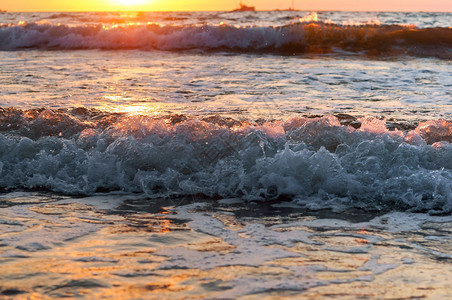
[355,238,369,244]
[357,228,369,235]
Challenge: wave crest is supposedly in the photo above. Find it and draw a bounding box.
[0,22,451,58]
[1,108,451,213]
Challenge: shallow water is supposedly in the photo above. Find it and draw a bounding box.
[1,193,452,298]
[1,51,451,121]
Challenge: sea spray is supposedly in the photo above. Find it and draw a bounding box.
[1,110,450,213]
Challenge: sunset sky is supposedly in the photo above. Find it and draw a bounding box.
[1,0,451,12]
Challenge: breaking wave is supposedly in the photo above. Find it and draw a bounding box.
[0,22,451,58]
[1,107,451,213]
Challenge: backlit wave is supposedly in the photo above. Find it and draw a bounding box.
[0,22,451,58]
[1,107,451,213]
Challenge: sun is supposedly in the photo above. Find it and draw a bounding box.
[113,0,149,6]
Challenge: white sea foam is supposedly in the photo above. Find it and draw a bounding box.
[0,111,450,213]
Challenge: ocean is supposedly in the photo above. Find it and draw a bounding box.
[0,10,451,298]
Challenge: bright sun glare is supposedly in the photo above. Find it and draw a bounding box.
[113,0,148,6]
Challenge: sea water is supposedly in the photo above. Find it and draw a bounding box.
[0,11,451,298]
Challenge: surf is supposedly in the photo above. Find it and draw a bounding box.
[1,108,451,213]
[0,22,451,59]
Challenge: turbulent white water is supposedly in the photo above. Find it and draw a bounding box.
[0,11,450,212]
[0,111,451,213]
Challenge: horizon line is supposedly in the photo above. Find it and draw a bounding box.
[2,9,452,13]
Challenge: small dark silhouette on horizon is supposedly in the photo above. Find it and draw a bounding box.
[232,1,255,12]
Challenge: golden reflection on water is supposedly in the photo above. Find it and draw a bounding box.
[1,198,452,299]
[101,95,165,116]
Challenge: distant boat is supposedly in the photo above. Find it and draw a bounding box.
[232,1,255,12]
